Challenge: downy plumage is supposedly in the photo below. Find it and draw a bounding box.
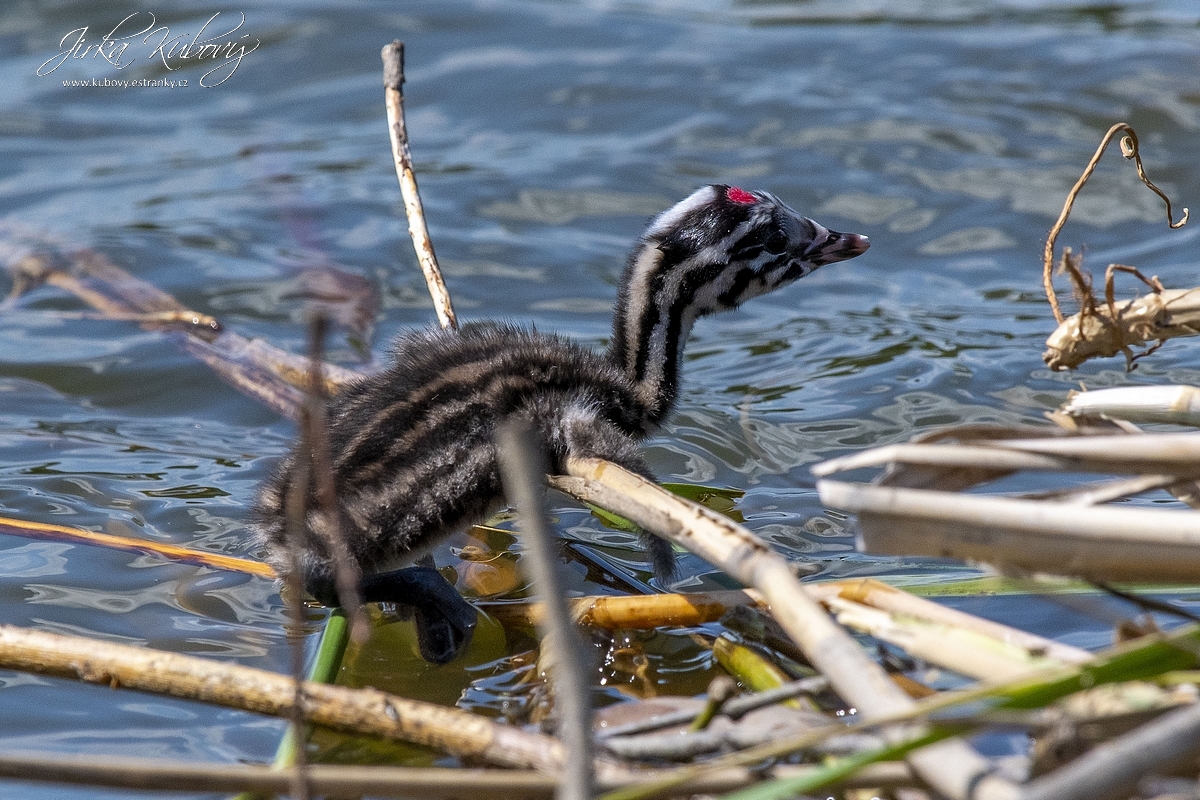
[253,184,869,663]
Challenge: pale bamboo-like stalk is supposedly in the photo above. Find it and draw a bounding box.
[554,458,1020,800]
[818,479,1200,582]
[554,461,912,704]
[808,579,1092,665]
[0,625,564,772]
[812,433,1200,479]
[821,596,1068,681]
[1059,384,1200,427]
[381,41,457,330]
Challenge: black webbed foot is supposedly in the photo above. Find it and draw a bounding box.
[359,566,477,664]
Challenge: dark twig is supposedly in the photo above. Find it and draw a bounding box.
[1091,581,1200,626]
[282,414,312,800]
[301,314,370,644]
[496,419,593,800]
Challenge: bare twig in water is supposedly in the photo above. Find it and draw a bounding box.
[1043,122,1188,325]
[1090,581,1200,626]
[381,41,457,330]
[282,393,313,800]
[299,314,370,644]
[4,250,360,418]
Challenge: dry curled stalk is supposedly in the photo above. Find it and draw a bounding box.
[1042,122,1187,326]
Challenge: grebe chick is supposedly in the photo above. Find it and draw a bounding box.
[253,184,869,664]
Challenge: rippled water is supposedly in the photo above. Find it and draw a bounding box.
[2,1,1200,795]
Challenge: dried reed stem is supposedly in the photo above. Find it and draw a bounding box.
[819,479,1200,582]
[282,389,313,800]
[554,458,1019,800]
[300,314,370,643]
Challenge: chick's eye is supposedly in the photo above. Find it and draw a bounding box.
[764,230,789,255]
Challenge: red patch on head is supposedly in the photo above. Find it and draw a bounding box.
[725,186,756,205]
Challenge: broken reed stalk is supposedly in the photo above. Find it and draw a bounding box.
[1042,122,1188,325]
[808,578,1093,666]
[0,625,565,772]
[819,479,1200,583]
[496,419,593,800]
[381,40,457,330]
[812,431,1200,478]
[1060,384,1200,427]
[300,314,369,644]
[552,458,1020,800]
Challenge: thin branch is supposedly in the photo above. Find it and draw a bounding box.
[595,677,829,741]
[381,41,457,330]
[301,314,370,644]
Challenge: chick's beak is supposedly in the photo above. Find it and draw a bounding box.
[804,230,870,267]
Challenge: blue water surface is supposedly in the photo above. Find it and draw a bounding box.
[1,1,1199,796]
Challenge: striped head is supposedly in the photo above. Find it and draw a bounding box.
[609,184,869,424]
[642,184,868,312]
